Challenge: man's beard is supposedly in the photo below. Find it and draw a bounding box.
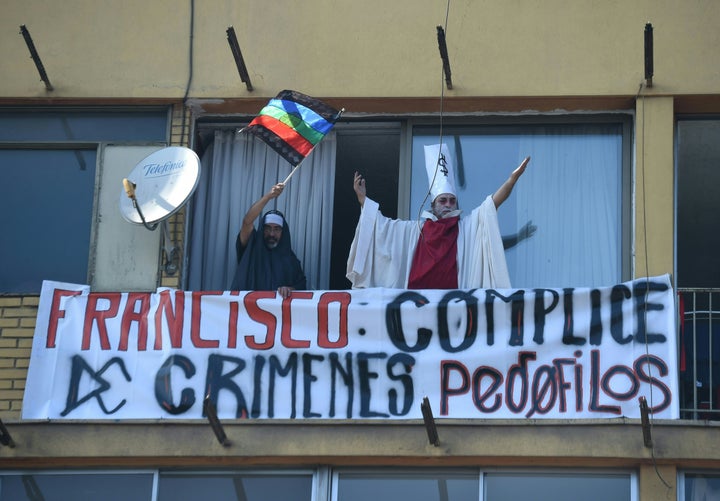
[434,207,453,219]
[265,238,279,249]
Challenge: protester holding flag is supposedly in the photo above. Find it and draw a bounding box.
[346,146,530,290]
[229,90,341,296]
[231,182,306,298]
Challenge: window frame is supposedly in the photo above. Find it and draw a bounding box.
[0,469,157,501]
[189,112,633,292]
[0,107,171,293]
[678,469,720,501]
[331,466,637,501]
[0,466,641,501]
[156,468,319,501]
[404,113,634,284]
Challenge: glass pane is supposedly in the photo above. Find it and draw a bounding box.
[676,119,720,288]
[484,472,630,501]
[0,110,167,142]
[411,124,623,288]
[0,149,96,292]
[0,109,168,293]
[336,472,478,501]
[158,473,313,501]
[684,474,720,500]
[0,473,153,501]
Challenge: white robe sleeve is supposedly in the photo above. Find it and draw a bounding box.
[458,195,511,289]
[346,197,421,289]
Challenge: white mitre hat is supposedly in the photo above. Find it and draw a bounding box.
[423,143,457,202]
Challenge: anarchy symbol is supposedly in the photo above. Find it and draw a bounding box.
[61,355,131,416]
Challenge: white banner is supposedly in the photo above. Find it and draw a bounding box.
[23,276,678,420]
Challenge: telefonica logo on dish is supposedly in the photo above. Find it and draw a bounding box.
[142,159,186,177]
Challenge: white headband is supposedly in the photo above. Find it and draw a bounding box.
[264,213,284,227]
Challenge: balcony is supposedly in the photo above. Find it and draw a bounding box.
[678,288,720,420]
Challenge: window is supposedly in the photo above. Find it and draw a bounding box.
[333,469,635,501]
[411,120,631,288]
[157,471,314,501]
[189,117,630,292]
[187,123,402,292]
[334,471,478,501]
[484,471,633,501]
[187,129,338,291]
[680,472,720,500]
[0,468,636,501]
[0,109,168,293]
[0,472,154,501]
[330,125,401,289]
[1,148,96,291]
[676,118,720,288]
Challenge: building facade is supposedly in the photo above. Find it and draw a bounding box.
[1,1,720,499]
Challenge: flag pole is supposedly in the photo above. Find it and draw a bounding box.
[282,162,303,184]
[281,107,345,185]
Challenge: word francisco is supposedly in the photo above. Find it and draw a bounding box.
[44,280,670,354]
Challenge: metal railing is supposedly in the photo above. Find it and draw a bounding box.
[677,288,720,420]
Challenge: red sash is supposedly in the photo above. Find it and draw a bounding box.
[407,216,459,289]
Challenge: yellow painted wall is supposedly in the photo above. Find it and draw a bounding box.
[635,96,675,279]
[2,0,719,99]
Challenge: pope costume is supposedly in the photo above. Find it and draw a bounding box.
[346,144,511,290]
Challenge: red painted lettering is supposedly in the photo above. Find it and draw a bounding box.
[120,292,151,351]
[82,293,121,350]
[190,291,221,348]
[317,292,351,349]
[47,289,82,348]
[227,291,241,349]
[281,292,313,348]
[244,291,277,350]
[154,290,186,349]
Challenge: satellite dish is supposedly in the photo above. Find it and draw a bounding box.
[120,146,201,226]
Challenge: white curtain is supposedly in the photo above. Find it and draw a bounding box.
[511,129,622,288]
[187,129,337,291]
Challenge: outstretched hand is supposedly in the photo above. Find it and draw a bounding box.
[240,182,286,248]
[493,156,531,208]
[353,171,366,206]
[511,156,531,182]
[518,220,537,241]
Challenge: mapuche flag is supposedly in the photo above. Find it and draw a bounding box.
[245,90,341,166]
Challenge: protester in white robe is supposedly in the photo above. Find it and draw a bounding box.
[346,149,530,290]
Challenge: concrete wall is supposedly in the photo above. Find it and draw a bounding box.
[3,0,720,98]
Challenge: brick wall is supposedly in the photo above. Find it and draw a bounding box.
[0,295,38,420]
[158,102,190,290]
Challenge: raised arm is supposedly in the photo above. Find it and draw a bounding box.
[353,171,367,207]
[239,183,285,247]
[492,156,531,209]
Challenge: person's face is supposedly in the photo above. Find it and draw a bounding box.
[263,223,283,249]
[431,193,458,219]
